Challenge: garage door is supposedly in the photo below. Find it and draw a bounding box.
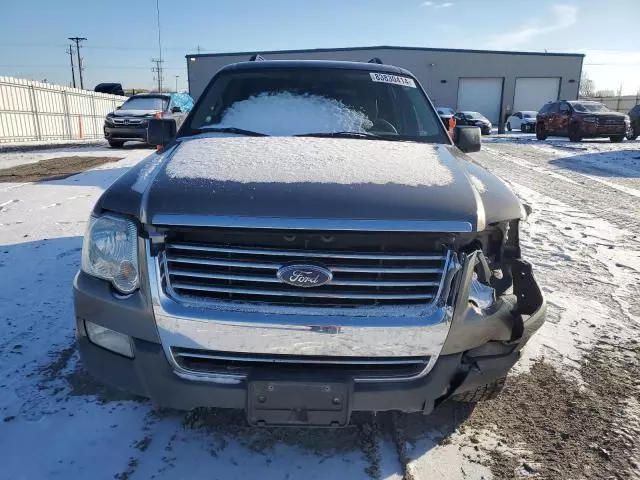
[513,77,560,113]
[457,78,503,124]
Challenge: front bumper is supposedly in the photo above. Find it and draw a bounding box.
[581,123,627,137]
[104,124,148,141]
[73,243,546,417]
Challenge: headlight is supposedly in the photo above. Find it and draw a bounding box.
[583,116,597,123]
[81,214,139,294]
[104,116,115,125]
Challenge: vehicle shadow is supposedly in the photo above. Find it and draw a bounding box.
[549,149,640,178]
[38,166,133,188]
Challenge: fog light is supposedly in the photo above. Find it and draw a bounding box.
[85,321,134,358]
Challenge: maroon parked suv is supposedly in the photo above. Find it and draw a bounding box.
[536,100,630,143]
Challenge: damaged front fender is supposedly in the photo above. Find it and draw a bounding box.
[441,250,546,356]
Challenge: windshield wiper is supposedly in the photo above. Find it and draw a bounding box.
[195,127,268,137]
[295,131,401,140]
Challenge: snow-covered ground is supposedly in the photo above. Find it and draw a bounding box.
[0,137,638,479]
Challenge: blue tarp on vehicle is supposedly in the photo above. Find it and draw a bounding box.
[170,93,194,113]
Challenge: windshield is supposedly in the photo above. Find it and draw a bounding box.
[523,111,536,118]
[121,96,168,111]
[571,102,609,113]
[185,68,448,143]
[464,112,485,120]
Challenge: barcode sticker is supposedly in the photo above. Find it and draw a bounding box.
[370,72,416,88]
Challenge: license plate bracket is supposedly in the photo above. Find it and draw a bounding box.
[247,380,351,427]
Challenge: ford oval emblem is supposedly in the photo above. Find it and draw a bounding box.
[277,264,333,288]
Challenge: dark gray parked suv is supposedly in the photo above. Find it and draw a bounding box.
[104,93,192,148]
[74,60,545,427]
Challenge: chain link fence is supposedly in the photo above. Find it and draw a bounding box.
[0,76,127,144]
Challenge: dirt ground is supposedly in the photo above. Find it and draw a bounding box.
[0,156,123,182]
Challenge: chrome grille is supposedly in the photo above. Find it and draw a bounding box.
[161,240,449,307]
[112,117,145,125]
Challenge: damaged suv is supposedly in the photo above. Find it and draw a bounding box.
[74,60,546,427]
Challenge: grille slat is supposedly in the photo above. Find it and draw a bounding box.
[168,256,443,274]
[170,269,440,287]
[167,242,446,261]
[162,236,449,307]
[171,281,435,300]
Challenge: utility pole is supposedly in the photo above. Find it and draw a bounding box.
[155,0,163,92]
[68,37,87,89]
[67,45,76,88]
[196,45,202,54]
[151,58,164,92]
[175,75,179,92]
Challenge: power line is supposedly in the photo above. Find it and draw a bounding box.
[68,37,87,89]
[0,64,185,70]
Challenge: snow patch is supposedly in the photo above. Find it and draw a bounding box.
[131,152,167,193]
[166,137,454,187]
[469,174,486,193]
[208,92,373,136]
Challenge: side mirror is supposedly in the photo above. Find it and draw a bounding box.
[147,118,177,147]
[116,105,122,110]
[171,106,182,113]
[453,126,481,153]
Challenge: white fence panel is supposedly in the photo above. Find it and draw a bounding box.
[0,76,127,144]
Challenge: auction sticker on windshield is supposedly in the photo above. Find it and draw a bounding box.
[369,72,416,88]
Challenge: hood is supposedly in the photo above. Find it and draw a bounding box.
[97,136,523,232]
[110,109,158,117]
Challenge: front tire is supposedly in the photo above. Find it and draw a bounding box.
[626,127,638,141]
[568,123,582,142]
[536,123,547,140]
[610,135,625,143]
[108,140,125,148]
[452,377,507,403]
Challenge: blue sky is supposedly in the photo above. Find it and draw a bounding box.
[1,0,639,93]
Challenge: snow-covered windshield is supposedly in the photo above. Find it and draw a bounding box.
[186,68,447,142]
[571,102,609,113]
[121,96,168,111]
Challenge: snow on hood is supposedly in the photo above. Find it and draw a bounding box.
[165,136,454,187]
[208,92,373,136]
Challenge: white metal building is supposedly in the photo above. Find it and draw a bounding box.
[186,46,584,126]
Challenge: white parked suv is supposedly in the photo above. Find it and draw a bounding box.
[507,111,537,133]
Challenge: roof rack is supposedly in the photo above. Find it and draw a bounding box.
[249,54,265,61]
[368,57,383,64]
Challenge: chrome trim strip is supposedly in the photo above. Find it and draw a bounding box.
[167,243,447,261]
[168,256,443,274]
[170,282,435,300]
[174,351,428,366]
[153,215,474,233]
[172,350,433,383]
[169,269,440,287]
